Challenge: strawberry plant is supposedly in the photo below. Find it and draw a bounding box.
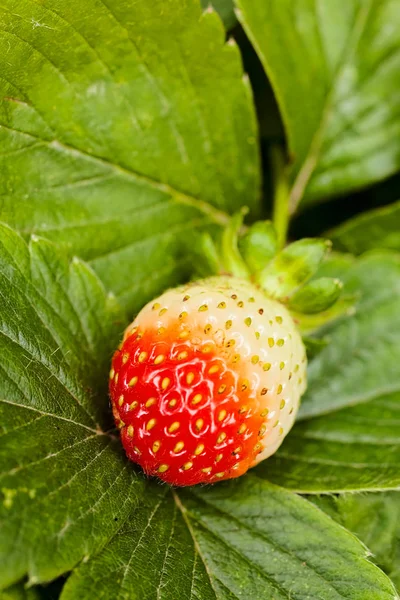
[1,1,400,598]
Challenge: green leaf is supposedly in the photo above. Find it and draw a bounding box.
[236,0,400,210]
[288,277,343,314]
[200,0,237,30]
[257,390,400,493]
[310,492,400,592]
[238,220,278,275]
[301,251,400,419]
[0,224,145,587]
[61,476,397,599]
[330,200,400,254]
[258,238,331,299]
[0,0,259,314]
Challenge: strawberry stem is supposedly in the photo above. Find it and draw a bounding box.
[271,145,290,250]
[220,207,251,278]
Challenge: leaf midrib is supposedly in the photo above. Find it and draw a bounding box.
[288,0,374,211]
[276,450,400,469]
[156,500,178,600]
[0,324,95,429]
[0,122,230,227]
[116,493,167,599]
[185,515,292,599]
[172,490,219,600]
[300,381,400,422]
[0,399,98,434]
[1,432,98,478]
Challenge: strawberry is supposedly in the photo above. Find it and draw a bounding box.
[109,276,306,486]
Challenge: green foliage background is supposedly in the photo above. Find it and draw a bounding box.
[0,0,399,598]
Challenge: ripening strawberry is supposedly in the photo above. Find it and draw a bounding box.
[109,276,307,486]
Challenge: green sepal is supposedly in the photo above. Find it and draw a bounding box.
[220,207,250,278]
[292,294,357,335]
[257,238,331,300]
[288,277,343,314]
[190,231,221,278]
[303,336,329,359]
[238,220,278,275]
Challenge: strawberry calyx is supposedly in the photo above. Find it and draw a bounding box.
[192,210,354,336]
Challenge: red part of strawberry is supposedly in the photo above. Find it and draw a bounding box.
[109,277,306,486]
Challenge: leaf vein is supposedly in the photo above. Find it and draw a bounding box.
[289,0,374,211]
[116,493,168,598]
[0,398,97,434]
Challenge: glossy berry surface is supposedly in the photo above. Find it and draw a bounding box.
[109,277,306,486]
